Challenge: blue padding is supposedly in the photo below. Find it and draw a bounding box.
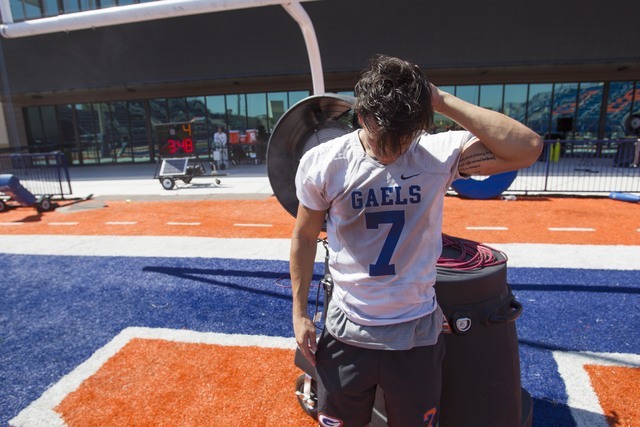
[609,192,640,203]
[0,174,18,188]
[0,174,36,206]
[451,171,518,199]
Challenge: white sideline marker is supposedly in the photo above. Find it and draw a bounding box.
[548,227,595,232]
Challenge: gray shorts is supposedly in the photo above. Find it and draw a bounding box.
[315,328,445,427]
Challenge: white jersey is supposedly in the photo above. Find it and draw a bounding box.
[296,129,473,326]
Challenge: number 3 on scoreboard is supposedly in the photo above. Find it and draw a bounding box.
[365,210,405,277]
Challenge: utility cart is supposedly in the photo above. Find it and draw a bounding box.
[153,157,222,190]
[154,118,225,190]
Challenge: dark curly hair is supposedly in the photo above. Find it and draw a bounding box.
[353,54,433,157]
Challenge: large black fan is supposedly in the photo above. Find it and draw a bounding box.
[266,93,356,217]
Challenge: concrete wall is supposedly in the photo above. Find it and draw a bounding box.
[1,0,638,98]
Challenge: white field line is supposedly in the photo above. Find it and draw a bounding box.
[0,235,639,270]
[548,227,596,232]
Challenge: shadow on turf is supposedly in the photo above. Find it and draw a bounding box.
[143,265,322,302]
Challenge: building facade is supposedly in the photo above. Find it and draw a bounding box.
[0,0,639,165]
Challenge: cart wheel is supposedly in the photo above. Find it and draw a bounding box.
[295,374,318,420]
[0,199,6,212]
[160,177,175,190]
[36,196,54,212]
[215,179,221,185]
[182,177,192,184]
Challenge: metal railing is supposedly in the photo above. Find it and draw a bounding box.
[509,139,639,194]
[0,151,72,198]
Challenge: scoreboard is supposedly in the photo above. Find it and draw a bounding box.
[156,118,207,157]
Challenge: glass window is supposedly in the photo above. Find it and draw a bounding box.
[605,81,634,139]
[247,93,268,161]
[25,107,44,146]
[184,97,208,157]
[479,85,503,112]
[95,102,115,163]
[10,0,26,21]
[43,0,60,16]
[41,106,60,149]
[267,92,287,131]
[56,104,76,154]
[551,83,578,137]
[527,83,553,136]
[226,94,247,135]
[75,103,99,164]
[24,0,44,19]
[186,96,207,120]
[149,98,169,125]
[63,0,81,13]
[456,85,479,105]
[632,81,640,117]
[574,82,603,139]
[247,93,267,130]
[108,101,129,162]
[206,95,227,131]
[128,101,150,162]
[503,84,527,123]
[79,0,97,11]
[288,91,309,107]
[168,97,187,123]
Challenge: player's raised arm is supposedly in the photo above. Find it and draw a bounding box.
[430,84,543,176]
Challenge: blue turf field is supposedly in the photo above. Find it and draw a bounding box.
[1,254,638,426]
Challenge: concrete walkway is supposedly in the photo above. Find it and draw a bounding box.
[67,162,273,200]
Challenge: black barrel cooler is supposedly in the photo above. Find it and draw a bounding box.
[435,237,532,427]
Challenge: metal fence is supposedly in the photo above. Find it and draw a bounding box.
[508,139,639,194]
[0,152,72,198]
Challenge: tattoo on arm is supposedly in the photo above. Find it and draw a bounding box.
[458,149,497,174]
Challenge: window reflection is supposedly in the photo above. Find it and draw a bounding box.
[503,84,527,124]
[479,85,503,113]
[226,94,247,136]
[605,82,634,139]
[62,0,81,13]
[527,83,553,136]
[21,83,640,165]
[128,100,150,162]
[456,85,479,105]
[288,91,309,107]
[551,83,578,137]
[168,97,187,122]
[267,92,287,131]
[23,0,44,19]
[10,0,26,20]
[575,83,603,139]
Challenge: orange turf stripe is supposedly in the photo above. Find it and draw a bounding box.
[0,196,638,245]
[55,339,315,426]
[583,364,640,426]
